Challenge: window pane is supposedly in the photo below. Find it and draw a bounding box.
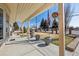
[0,8,3,39]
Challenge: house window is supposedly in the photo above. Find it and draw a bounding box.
[0,8,3,39]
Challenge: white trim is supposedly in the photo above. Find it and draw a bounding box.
[0,5,8,46]
[3,9,6,40]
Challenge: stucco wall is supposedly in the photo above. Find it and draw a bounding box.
[0,4,10,46]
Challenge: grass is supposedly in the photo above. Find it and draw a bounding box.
[35,32,59,39]
[35,32,74,46]
[35,32,59,45]
[52,36,74,46]
[51,35,74,46]
[21,32,74,46]
[52,40,59,46]
[65,35,74,46]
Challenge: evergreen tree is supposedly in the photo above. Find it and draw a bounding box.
[23,26,27,33]
[52,19,58,34]
[44,20,49,31]
[40,18,45,29]
[52,12,58,34]
[13,22,19,31]
[52,19,58,28]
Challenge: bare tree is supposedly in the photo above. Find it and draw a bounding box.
[65,4,75,34]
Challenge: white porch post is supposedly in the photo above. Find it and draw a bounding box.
[27,21,30,41]
[21,24,24,33]
[58,3,64,56]
[9,23,13,36]
[3,9,6,44]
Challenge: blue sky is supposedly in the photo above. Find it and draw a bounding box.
[65,3,79,28]
[17,4,79,28]
[17,4,58,28]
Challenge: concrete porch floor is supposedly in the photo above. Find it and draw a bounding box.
[0,36,59,56]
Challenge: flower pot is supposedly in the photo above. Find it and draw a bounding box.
[35,35,40,40]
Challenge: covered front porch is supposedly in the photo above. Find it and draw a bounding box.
[0,3,64,56]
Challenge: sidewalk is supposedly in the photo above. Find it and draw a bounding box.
[65,37,79,56]
[0,37,59,56]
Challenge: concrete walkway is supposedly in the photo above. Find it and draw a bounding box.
[0,36,59,56]
[65,37,79,56]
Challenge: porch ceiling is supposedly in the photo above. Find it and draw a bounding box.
[5,3,54,23]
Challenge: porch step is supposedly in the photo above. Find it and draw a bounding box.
[66,38,79,52]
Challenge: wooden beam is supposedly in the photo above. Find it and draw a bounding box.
[23,3,54,22]
[58,3,64,56]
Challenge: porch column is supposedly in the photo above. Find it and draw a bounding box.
[58,3,64,56]
[27,21,30,41]
[21,24,24,33]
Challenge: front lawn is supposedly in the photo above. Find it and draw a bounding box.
[65,35,74,46]
[35,32,74,46]
[51,35,74,46]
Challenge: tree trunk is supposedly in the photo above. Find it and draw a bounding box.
[69,28,72,34]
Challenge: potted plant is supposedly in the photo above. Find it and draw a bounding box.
[35,34,40,40]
